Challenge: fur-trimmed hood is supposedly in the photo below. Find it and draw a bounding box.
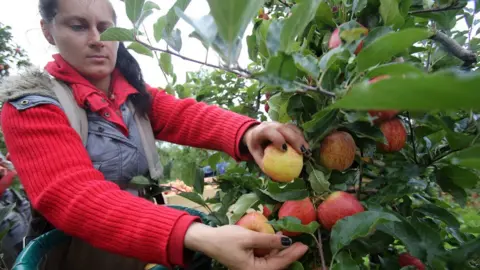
[0,68,58,104]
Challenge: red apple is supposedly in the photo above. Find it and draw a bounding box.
[378,118,407,152]
[262,204,273,218]
[236,212,275,257]
[265,103,270,113]
[328,25,368,55]
[317,191,364,230]
[319,131,357,171]
[0,65,4,71]
[278,197,317,237]
[398,253,425,270]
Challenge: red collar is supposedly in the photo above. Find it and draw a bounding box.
[45,54,138,135]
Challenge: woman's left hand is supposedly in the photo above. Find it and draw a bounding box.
[242,122,312,169]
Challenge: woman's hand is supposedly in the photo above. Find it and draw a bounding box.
[242,122,312,169]
[184,223,308,270]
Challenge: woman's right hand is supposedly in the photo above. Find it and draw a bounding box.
[184,223,308,270]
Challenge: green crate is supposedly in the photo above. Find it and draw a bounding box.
[12,205,217,270]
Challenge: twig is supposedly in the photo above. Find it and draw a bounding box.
[142,25,170,85]
[255,86,265,112]
[294,81,336,97]
[408,5,463,15]
[317,230,327,270]
[278,0,293,7]
[429,31,477,65]
[135,37,250,77]
[134,37,337,97]
[406,112,418,164]
[357,149,364,199]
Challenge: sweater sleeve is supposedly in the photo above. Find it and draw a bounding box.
[147,87,260,162]
[0,102,200,267]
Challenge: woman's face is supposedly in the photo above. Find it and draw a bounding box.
[42,0,118,81]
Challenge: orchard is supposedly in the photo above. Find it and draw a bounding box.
[0,23,30,79]
[85,0,480,269]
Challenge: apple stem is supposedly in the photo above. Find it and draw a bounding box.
[316,230,327,270]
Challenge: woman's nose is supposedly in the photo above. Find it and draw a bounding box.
[88,29,105,48]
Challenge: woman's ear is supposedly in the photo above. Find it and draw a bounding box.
[40,19,56,45]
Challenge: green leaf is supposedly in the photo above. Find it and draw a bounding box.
[100,27,135,41]
[444,238,480,267]
[143,1,160,11]
[266,92,294,123]
[437,166,479,189]
[164,29,183,52]
[356,28,432,72]
[379,0,405,29]
[258,179,309,202]
[319,47,349,71]
[449,144,480,170]
[330,211,400,256]
[153,16,167,42]
[164,0,191,34]
[207,0,265,51]
[125,0,145,25]
[331,71,480,111]
[292,53,320,79]
[127,42,153,57]
[436,169,467,207]
[303,109,339,147]
[159,52,174,76]
[281,0,322,52]
[227,193,260,224]
[130,175,151,187]
[178,192,208,207]
[365,62,424,78]
[377,219,426,259]
[315,1,335,27]
[268,216,320,234]
[266,53,297,81]
[332,251,361,270]
[254,73,298,93]
[193,167,205,195]
[343,122,386,143]
[288,261,304,270]
[414,204,460,228]
[307,166,330,194]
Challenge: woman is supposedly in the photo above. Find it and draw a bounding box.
[0,0,310,269]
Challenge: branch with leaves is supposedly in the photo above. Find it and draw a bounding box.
[430,31,478,65]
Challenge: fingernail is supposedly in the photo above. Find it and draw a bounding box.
[300,145,307,154]
[282,143,288,151]
[281,237,292,246]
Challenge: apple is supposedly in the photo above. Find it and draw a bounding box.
[236,212,275,257]
[378,118,407,152]
[319,131,356,171]
[398,253,425,270]
[263,143,303,183]
[317,191,364,230]
[278,197,317,237]
[328,25,368,55]
[262,204,273,218]
[265,103,270,113]
[0,65,4,71]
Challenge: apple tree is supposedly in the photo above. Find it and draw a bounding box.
[0,22,30,79]
[105,0,480,269]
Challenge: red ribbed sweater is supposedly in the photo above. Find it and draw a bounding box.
[0,56,259,267]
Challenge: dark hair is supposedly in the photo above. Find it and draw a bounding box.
[39,0,152,117]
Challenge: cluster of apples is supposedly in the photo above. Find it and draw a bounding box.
[236,191,364,257]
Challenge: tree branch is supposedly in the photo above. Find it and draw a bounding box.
[430,31,478,65]
[408,5,463,15]
[277,0,293,8]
